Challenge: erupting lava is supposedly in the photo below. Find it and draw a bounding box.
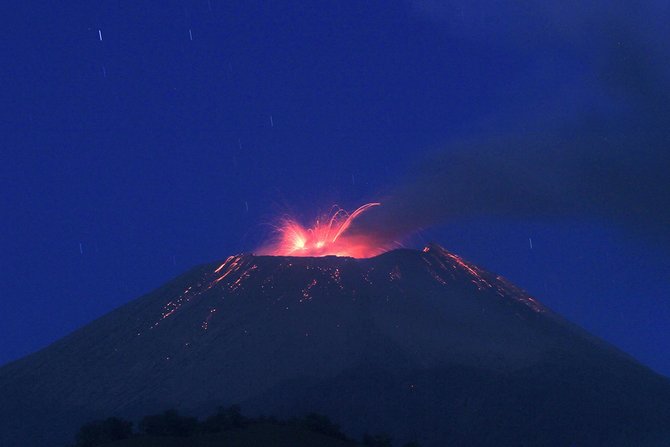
[258,203,384,258]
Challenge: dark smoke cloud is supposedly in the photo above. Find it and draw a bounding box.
[354,1,670,248]
[355,131,669,247]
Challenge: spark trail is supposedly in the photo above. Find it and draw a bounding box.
[258,203,385,258]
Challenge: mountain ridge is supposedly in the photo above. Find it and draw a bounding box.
[1,244,669,446]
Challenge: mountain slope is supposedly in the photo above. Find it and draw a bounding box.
[1,244,669,446]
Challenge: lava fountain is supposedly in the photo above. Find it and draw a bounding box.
[257,203,386,258]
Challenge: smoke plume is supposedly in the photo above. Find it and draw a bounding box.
[355,1,670,248]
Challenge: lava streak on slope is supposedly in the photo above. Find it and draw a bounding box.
[257,203,386,258]
[147,244,546,336]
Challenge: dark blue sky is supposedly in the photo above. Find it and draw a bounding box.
[2,1,669,375]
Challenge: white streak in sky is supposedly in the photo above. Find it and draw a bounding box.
[98,29,103,41]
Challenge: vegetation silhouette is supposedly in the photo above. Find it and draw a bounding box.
[75,417,133,447]
[362,433,393,447]
[199,405,247,433]
[139,410,198,437]
[292,412,348,441]
[71,405,411,447]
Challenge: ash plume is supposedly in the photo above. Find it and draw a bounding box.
[355,1,670,248]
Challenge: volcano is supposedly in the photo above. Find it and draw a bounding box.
[1,244,669,446]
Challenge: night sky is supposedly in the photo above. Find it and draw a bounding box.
[2,1,669,376]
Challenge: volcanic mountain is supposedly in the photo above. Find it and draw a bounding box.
[1,244,669,446]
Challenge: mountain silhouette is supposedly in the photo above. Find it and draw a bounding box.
[1,244,669,446]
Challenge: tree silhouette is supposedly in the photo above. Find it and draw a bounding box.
[138,409,197,437]
[200,405,247,433]
[363,433,393,447]
[72,406,412,446]
[75,417,132,447]
[300,413,348,440]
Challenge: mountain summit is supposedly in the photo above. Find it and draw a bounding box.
[1,244,669,446]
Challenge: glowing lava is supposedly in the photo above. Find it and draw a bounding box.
[258,203,384,258]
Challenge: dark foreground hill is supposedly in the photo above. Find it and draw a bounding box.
[102,423,358,447]
[1,244,669,446]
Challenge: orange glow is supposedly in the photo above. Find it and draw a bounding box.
[258,203,385,258]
